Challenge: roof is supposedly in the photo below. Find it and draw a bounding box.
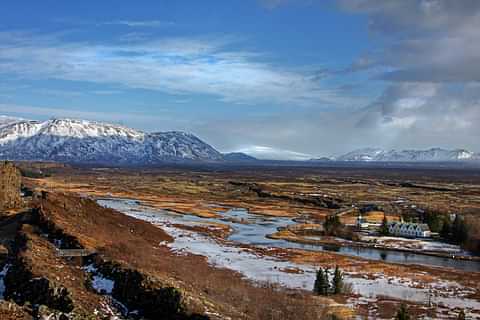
[387,222,431,231]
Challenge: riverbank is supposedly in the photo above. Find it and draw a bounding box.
[267,229,480,263]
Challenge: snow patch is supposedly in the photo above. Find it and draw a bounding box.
[83,264,115,294]
[92,275,114,294]
[0,264,10,299]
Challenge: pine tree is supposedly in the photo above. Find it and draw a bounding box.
[457,309,466,320]
[379,214,390,236]
[313,268,326,295]
[440,217,452,240]
[332,265,344,294]
[324,267,330,295]
[395,304,410,320]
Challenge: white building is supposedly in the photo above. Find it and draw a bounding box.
[356,214,381,230]
[387,222,431,238]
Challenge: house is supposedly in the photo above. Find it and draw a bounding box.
[356,214,381,230]
[387,222,431,238]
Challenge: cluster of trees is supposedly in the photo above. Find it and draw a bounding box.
[323,215,343,236]
[419,211,480,254]
[440,214,468,244]
[323,215,358,241]
[464,216,480,254]
[313,266,345,296]
[420,211,468,243]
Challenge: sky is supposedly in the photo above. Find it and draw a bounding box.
[1,0,479,160]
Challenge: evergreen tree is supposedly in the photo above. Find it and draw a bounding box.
[452,215,468,244]
[313,268,326,295]
[324,267,331,295]
[379,214,390,236]
[457,309,466,320]
[332,265,344,294]
[395,304,410,320]
[440,217,452,240]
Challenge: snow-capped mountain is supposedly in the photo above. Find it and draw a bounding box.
[336,148,479,162]
[335,148,385,161]
[0,118,223,163]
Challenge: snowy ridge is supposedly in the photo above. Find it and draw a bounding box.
[335,147,479,162]
[0,117,223,163]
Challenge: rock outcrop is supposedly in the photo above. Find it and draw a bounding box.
[0,162,21,211]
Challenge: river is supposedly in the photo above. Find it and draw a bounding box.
[98,198,480,272]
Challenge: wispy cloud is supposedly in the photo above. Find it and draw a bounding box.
[102,20,175,28]
[0,31,353,108]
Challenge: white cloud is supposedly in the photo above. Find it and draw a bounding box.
[0,32,350,108]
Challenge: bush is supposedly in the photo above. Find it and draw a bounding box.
[324,215,343,236]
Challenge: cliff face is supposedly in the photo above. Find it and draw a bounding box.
[0,161,21,211]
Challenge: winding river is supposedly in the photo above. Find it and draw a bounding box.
[98,198,480,272]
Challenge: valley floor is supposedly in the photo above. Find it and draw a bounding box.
[5,163,480,319]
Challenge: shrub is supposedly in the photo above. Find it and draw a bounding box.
[323,215,343,236]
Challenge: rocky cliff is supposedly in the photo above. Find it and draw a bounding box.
[0,162,21,211]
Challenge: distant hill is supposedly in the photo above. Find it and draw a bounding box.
[223,152,257,161]
[334,148,479,162]
[309,157,332,162]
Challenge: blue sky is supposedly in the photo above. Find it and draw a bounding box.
[1,1,479,159]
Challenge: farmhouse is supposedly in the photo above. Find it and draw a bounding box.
[388,222,431,238]
[356,213,381,230]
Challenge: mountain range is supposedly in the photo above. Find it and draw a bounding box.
[0,117,223,164]
[0,116,477,164]
[331,147,479,162]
